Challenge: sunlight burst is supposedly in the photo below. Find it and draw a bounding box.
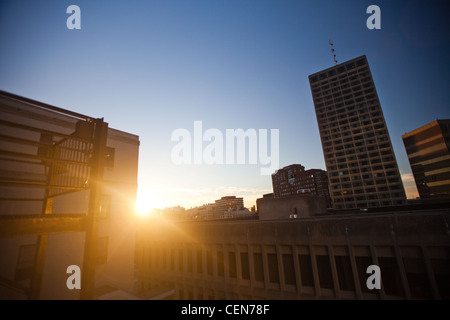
[135,195,153,217]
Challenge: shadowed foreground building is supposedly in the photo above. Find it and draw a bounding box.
[135,206,450,300]
[0,91,140,299]
[402,119,450,200]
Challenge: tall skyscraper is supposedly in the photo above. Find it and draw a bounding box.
[309,55,406,209]
[271,164,331,207]
[402,119,450,200]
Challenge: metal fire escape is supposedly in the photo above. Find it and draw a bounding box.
[0,90,108,299]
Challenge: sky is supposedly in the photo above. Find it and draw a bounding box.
[1,0,450,210]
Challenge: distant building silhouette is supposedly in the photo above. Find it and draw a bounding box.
[159,206,186,219]
[309,55,406,209]
[214,196,244,216]
[186,203,217,220]
[186,196,246,220]
[271,164,331,207]
[402,119,450,200]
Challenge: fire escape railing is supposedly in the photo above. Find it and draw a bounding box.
[0,90,108,299]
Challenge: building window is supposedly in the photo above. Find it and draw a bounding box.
[155,248,159,269]
[197,250,202,274]
[267,254,280,284]
[253,253,264,282]
[162,248,167,269]
[403,257,433,299]
[217,251,224,277]
[335,255,355,292]
[228,252,237,278]
[148,248,152,267]
[282,254,296,286]
[430,257,450,299]
[298,254,314,287]
[178,249,184,272]
[186,249,193,272]
[170,248,175,271]
[355,255,374,294]
[206,250,213,276]
[316,255,334,289]
[240,252,250,280]
[378,256,404,297]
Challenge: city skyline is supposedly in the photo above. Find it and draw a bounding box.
[1,1,450,210]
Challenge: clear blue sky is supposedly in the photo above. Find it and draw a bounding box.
[1,0,450,209]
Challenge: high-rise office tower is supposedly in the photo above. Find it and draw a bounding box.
[309,55,406,209]
[402,119,450,200]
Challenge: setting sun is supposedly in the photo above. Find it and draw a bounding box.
[135,192,154,217]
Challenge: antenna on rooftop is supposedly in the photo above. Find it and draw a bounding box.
[329,40,337,65]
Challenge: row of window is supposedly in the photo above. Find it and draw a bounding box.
[309,58,368,84]
[334,199,406,208]
[330,172,398,180]
[320,117,384,133]
[331,177,402,188]
[327,158,395,171]
[311,71,371,92]
[324,141,390,157]
[315,94,378,110]
[317,103,379,119]
[313,83,374,104]
[327,149,393,161]
[314,86,375,106]
[333,190,404,199]
[316,97,378,114]
[318,110,381,126]
[323,130,387,148]
[321,121,386,133]
[137,244,449,299]
[330,175,400,184]
[327,157,395,168]
[319,113,384,128]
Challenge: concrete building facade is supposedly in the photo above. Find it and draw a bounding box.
[309,55,406,209]
[135,209,450,300]
[402,119,450,200]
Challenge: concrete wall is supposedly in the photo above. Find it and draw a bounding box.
[256,195,327,220]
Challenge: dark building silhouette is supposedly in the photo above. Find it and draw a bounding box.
[309,55,406,209]
[271,164,331,207]
[402,119,450,200]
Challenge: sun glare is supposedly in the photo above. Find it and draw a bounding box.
[135,195,153,217]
